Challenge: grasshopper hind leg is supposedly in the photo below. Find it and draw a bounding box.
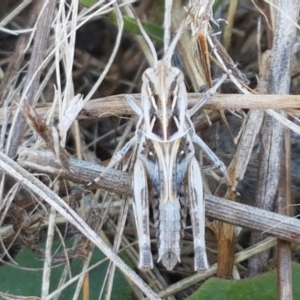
[132,158,153,270]
[188,157,209,272]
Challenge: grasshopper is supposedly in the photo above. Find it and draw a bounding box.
[93,1,230,272]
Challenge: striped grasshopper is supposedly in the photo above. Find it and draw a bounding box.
[95,2,230,272]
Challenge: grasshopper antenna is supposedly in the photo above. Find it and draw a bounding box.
[164,4,191,64]
[164,16,187,64]
[130,7,158,66]
[164,0,173,56]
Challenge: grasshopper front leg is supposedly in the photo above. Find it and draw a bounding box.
[88,94,144,186]
[88,134,138,186]
[188,157,209,272]
[132,158,153,271]
[125,95,143,116]
[188,73,228,117]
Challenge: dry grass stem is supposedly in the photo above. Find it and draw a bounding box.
[277,126,292,300]
[223,0,238,49]
[0,0,40,105]
[1,93,300,126]
[41,205,57,298]
[101,197,130,300]
[5,0,56,159]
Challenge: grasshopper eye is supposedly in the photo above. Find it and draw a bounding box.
[170,80,177,91]
[142,68,154,82]
[171,67,184,81]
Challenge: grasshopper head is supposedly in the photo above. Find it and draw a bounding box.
[141,60,188,142]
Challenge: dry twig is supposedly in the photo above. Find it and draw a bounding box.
[5,0,56,159]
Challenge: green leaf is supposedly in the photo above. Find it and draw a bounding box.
[188,262,300,300]
[79,0,164,43]
[0,240,133,299]
[79,0,97,7]
[213,0,224,12]
[106,13,163,43]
